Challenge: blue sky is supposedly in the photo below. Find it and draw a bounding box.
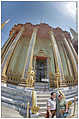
[1,1,77,47]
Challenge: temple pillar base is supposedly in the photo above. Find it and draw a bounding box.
[1,74,8,83]
[54,79,67,88]
[59,80,67,87]
[1,74,8,87]
[18,77,27,87]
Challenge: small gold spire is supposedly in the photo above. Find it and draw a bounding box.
[1,19,10,29]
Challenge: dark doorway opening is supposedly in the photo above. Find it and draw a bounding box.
[35,56,47,82]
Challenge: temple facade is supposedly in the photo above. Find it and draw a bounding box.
[1,23,78,88]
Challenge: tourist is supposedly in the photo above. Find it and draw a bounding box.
[45,92,56,118]
[57,91,68,118]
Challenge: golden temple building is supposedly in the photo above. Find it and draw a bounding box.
[1,23,78,88]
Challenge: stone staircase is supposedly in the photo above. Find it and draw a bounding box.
[34,82,49,91]
[37,92,50,117]
[35,86,78,118]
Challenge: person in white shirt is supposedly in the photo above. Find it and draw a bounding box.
[46,92,56,118]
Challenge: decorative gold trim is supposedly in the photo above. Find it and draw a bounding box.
[27,102,30,118]
[31,90,40,114]
[22,28,38,79]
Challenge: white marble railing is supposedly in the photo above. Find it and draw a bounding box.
[1,84,32,117]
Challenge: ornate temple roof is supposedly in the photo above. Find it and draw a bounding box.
[9,23,71,40]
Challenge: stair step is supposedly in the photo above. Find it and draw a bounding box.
[38,112,46,117]
[1,96,26,106]
[1,102,17,111]
[37,93,50,96]
[1,92,26,101]
[1,86,32,97]
[37,102,47,105]
[37,102,47,107]
[36,91,50,94]
[35,86,48,88]
[1,96,17,107]
[39,111,46,114]
[35,88,49,89]
[35,89,49,91]
[66,94,78,99]
[37,97,48,101]
[2,96,13,102]
[39,107,47,112]
[37,104,47,107]
[34,83,49,90]
[37,100,48,103]
[37,95,49,98]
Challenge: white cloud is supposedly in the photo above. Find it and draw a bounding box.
[64,2,76,18]
[55,2,76,21]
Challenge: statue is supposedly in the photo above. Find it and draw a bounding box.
[26,68,35,88]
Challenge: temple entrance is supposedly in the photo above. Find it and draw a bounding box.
[35,56,48,82]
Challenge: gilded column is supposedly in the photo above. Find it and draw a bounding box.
[2,32,13,55]
[62,34,78,79]
[1,31,15,63]
[1,27,24,78]
[49,31,64,80]
[47,58,50,80]
[61,41,73,77]
[22,28,38,78]
[33,56,36,71]
[67,38,78,64]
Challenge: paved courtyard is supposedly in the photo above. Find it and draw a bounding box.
[1,103,23,118]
